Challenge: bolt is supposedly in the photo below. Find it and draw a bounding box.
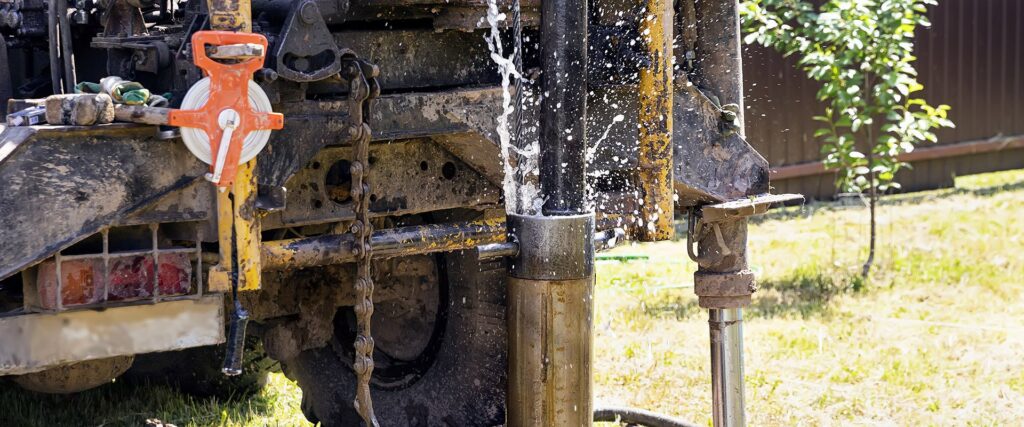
[341,62,360,79]
[299,0,319,24]
[255,68,278,82]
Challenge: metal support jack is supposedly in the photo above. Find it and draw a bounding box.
[689,213,752,427]
[682,2,805,425]
[688,194,800,427]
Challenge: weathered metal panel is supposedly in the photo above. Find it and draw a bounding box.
[0,295,224,376]
[337,30,497,91]
[743,0,1024,199]
[260,139,501,229]
[0,125,206,280]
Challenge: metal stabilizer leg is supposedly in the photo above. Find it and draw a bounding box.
[690,197,803,427]
[690,216,753,427]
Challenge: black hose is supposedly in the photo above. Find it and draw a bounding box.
[221,193,250,376]
[593,406,701,427]
[47,0,63,93]
[57,0,76,92]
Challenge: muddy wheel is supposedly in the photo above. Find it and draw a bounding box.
[285,250,507,426]
[123,336,276,398]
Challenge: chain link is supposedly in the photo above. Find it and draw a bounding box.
[351,122,378,427]
[341,57,381,427]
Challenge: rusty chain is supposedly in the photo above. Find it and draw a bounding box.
[343,58,380,427]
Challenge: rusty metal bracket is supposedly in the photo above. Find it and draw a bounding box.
[256,55,379,209]
[700,193,805,224]
[673,76,771,206]
[273,0,343,82]
[687,193,802,310]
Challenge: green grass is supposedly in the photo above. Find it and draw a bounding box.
[3,169,1024,426]
[0,374,306,427]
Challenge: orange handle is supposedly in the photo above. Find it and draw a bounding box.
[190,31,269,77]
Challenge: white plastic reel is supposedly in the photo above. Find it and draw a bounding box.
[178,77,274,166]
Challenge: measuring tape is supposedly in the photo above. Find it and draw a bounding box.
[179,77,273,173]
[169,31,284,187]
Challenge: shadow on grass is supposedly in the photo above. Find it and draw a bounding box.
[749,268,863,319]
[630,267,863,322]
[0,377,279,427]
[751,178,1024,224]
[639,294,703,321]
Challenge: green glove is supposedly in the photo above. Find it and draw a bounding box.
[74,81,102,94]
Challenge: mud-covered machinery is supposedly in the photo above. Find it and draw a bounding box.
[0,0,795,425]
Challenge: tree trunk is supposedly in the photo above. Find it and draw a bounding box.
[861,169,876,278]
[861,73,877,278]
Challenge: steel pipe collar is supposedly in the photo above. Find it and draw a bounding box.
[507,213,595,281]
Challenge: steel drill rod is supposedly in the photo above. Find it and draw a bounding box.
[710,308,746,427]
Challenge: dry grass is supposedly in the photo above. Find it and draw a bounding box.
[2,169,1022,426]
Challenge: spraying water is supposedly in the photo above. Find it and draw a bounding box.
[484,0,542,215]
[586,114,625,164]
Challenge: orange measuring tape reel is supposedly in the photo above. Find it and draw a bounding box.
[169,31,284,187]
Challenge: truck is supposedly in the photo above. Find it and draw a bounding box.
[0,0,785,425]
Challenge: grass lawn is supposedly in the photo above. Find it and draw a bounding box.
[2,169,1023,426]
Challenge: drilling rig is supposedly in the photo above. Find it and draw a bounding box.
[0,0,798,425]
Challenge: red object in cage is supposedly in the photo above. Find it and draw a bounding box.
[35,253,192,310]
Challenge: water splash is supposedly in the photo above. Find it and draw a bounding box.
[484,0,542,215]
[586,114,625,164]
[585,114,626,211]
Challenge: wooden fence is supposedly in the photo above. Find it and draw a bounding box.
[743,0,1024,200]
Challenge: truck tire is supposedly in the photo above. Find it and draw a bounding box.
[285,251,507,426]
[123,336,276,398]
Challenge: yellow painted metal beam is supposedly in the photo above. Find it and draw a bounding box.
[636,0,675,242]
[204,0,262,292]
[206,0,252,32]
[209,162,261,292]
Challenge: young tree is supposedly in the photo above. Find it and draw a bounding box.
[741,0,954,277]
